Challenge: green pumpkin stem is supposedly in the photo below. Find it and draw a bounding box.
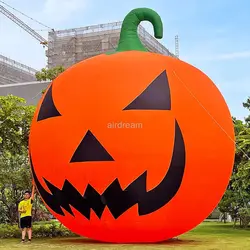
[116,8,163,52]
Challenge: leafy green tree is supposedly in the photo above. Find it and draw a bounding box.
[218,189,244,225]
[0,152,31,224]
[0,95,51,224]
[35,66,65,82]
[238,207,250,228]
[0,95,35,154]
[35,66,65,94]
[233,114,250,209]
[0,95,35,224]
[243,98,250,125]
[218,107,250,227]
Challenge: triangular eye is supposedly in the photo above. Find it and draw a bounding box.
[70,130,114,163]
[123,70,171,110]
[37,84,61,121]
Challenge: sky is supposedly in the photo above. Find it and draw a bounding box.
[0,0,249,120]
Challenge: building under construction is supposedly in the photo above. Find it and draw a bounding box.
[0,2,177,84]
[46,21,176,69]
[0,54,36,85]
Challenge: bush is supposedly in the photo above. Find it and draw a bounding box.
[0,224,20,238]
[0,222,78,239]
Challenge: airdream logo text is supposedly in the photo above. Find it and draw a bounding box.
[107,122,143,129]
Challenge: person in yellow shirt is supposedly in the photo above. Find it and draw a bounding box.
[18,184,35,243]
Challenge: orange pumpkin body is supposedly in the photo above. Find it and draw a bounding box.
[29,51,235,243]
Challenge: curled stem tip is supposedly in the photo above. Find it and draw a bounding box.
[116,8,163,52]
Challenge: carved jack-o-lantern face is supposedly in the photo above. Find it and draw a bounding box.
[29,8,235,243]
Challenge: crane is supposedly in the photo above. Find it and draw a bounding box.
[0,3,49,47]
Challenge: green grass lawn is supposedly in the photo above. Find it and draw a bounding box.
[0,222,249,250]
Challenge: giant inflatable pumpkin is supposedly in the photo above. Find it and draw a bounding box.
[29,8,235,243]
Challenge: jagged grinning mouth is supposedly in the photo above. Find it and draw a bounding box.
[30,119,186,219]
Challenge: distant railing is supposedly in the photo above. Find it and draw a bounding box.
[48,21,175,56]
[48,22,123,39]
[0,54,37,75]
[138,25,174,56]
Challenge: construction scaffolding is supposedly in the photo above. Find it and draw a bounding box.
[47,21,176,69]
[0,54,37,85]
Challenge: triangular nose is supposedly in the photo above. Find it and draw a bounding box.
[70,130,114,163]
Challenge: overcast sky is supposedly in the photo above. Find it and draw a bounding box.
[0,0,249,120]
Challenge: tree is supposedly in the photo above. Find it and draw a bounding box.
[243,98,250,125]
[233,127,250,228]
[218,189,243,225]
[218,130,244,226]
[234,114,250,208]
[218,108,250,227]
[35,66,65,94]
[0,95,51,224]
[0,95,35,153]
[0,95,35,224]
[0,152,31,224]
[35,66,65,82]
